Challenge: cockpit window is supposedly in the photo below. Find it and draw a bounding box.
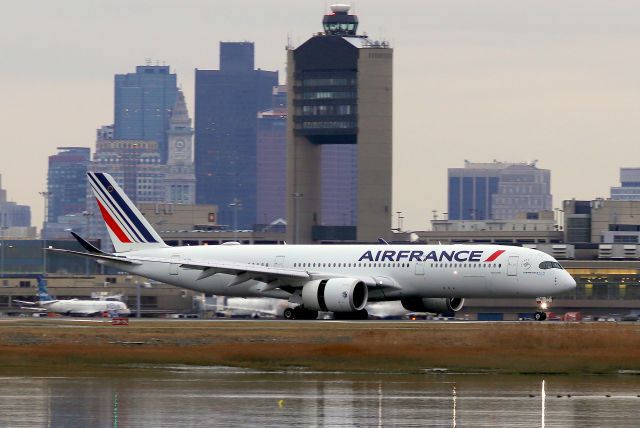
[539,261,564,270]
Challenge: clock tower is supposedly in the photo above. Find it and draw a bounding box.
[165,90,196,204]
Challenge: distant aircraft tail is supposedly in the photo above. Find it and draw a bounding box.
[87,172,168,253]
[37,277,55,302]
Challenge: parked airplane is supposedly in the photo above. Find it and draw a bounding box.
[16,276,130,317]
[213,297,288,318]
[49,172,576,321]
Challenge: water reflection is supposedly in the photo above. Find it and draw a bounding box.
[1,370,640,427]
[542,379,546,428]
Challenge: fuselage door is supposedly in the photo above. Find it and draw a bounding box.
[275,256,285,268]
[415,260,425,275]
[507,256,519,276]
[170,255,180,275]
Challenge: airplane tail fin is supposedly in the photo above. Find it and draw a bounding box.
[37,277,55,302]
[87,172,168,253]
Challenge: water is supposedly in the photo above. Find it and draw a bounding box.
[1,367,639,427]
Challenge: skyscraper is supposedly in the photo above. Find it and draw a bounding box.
[448,161,552,221]
[256,86,287,226]
[114,65,178,162]
[286,4,393,243]
[92,140,165,204]
[47,147,91,223]
[611,168,640,200]
[195,42,278,229]
[165,90,196,204]
[0,175,31,228]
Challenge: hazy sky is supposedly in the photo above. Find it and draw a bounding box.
[2,0,639,231]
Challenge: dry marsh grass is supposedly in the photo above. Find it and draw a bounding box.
[1,320,639,374]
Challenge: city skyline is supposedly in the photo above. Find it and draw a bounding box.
[3,0,640,231]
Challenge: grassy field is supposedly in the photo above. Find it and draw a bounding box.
[1,319,640,374]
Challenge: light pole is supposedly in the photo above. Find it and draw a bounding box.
[136,281,151,318]
[0,226,5,286]
[228,198,242,242]
[135,281,141,318]
[394,211,403,232]
[554,208,565,232]
[39,191,51,275]
[292,193,303,244]
[82,211,94,275]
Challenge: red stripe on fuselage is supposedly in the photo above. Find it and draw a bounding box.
[96,198,131,243]
[484,249,505,262]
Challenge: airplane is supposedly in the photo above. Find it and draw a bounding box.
[212,297,288,318]
[16,276,130,317]
[48,172,576,321]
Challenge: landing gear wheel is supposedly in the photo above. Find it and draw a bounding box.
[283,308,295,320]
[356,309,369,320]
[534,311,547,321]
[302,310,318,320]
[333,309,369,320]
[293,306,318,320]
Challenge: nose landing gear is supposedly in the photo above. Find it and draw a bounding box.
[534,297,552,321]
[534,311,547,321]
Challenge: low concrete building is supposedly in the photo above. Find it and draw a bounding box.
[417,214,562,245]
[138,203,218,233]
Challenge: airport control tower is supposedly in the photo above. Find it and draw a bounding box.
[287,4,393,243]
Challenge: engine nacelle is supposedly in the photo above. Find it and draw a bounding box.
[401,297,465,314]
[302,278,368,312]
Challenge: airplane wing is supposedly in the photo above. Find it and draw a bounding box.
[46,248,142,265]
[179,259,401,294]
[19,306,47,312]
[180,259,311,289]
[48,247,399,293]
[13,300,37,305]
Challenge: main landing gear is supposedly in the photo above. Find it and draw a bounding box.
[534,297,552,321]
[333,309,369,320]
[283,307,369,320]
[283,306,318,320]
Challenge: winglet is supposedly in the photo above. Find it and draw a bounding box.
[70,231,107,255]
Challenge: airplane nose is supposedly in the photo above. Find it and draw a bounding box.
[562,272,577,292]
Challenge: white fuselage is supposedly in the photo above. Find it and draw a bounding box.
[41,299,130,316]
[103,244,576,301]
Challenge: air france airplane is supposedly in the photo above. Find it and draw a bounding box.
[50,172,576,321]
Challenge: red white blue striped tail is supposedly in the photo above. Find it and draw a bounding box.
[88,172,168,253]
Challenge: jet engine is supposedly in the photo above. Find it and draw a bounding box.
[302,278,368,312]
[401,297,465,314]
